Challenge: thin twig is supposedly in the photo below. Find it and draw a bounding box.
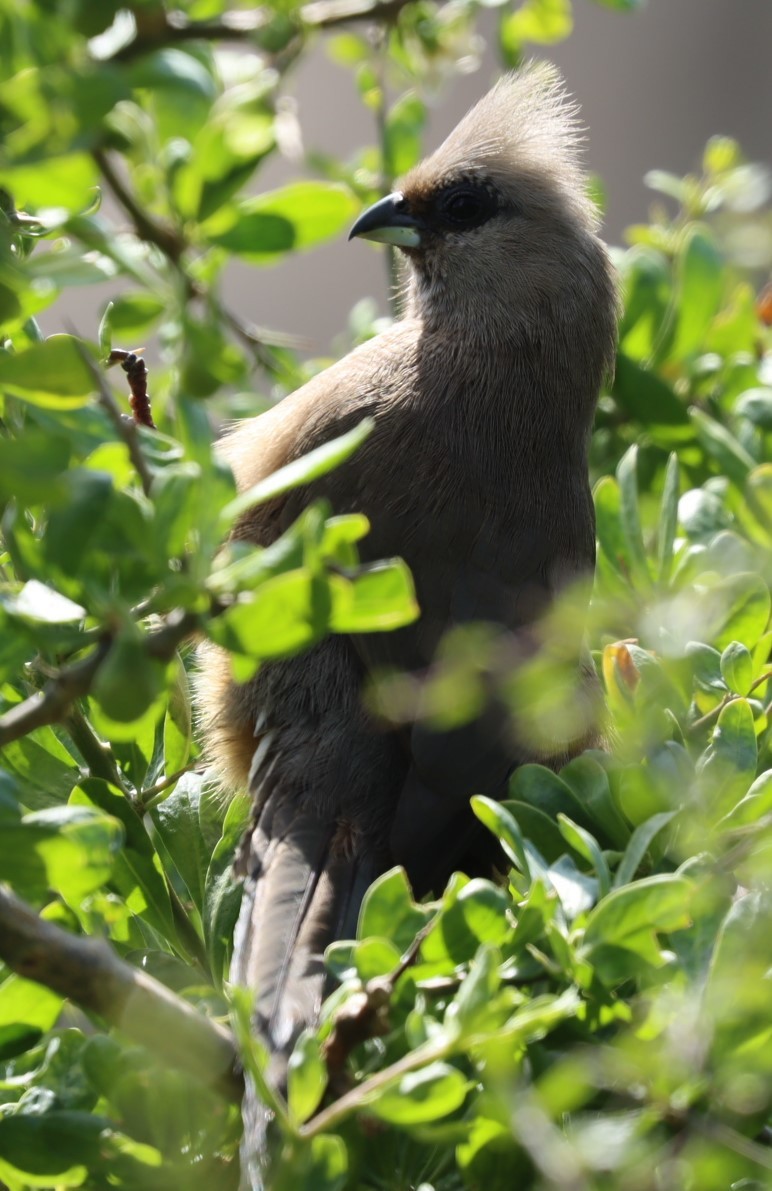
[688,669,772,736]
[322,915,437,1075]
[0,885,241,1102]
[92,147,186,263]
[304,1036,449,1137]
[139,762,199,810]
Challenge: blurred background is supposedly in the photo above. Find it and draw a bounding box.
[51,0,772,354]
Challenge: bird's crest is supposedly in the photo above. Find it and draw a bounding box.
[404,62,598,229]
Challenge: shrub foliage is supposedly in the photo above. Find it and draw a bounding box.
[1,1,772,1188]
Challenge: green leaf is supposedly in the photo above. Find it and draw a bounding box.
[709,572,770,652]
[0,1111,106,1183]
[329,560,418,632]
[500,0,573,64]
[207,570,331,660]
[471,795,530,876]
[352,936,402,980]
[657,453,680,583]
[358,866,432,952]
[557,815,610,896]
[505,799,574,864]
[720,768,772,828]
[613,811,676,888]
[368,1060,469,1125]
[105,291,167,338]
[71,779,177,942]
[445,944,502,1037]
[3,581,85,625]
[221,419,374,527]
[720,640,753,695]
[384,94,426,177]
[617,249,672,362]
[559,756,631,850]
[92,632,166,724]
[689,408,755,488]
[0,428,71,505]
[0,335,98,408]
[698,698,757,819]
[687,641,727,694]
[612,355,690,436]
[273,1135,348,1191]
[671,227,724,359]
[0,973,63,1043]
[582,875,692,982]
[616,445,651,589]
[0,154,99,209]
[287,1030,328,1124]
[202,792,250,979]
[204,182,358,262]
[509,764,590,828]
[149,772,208,912]
[594,475,631,583]
[0,805,121,904]
[128,48,217,100]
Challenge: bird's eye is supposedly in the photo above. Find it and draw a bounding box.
[436,185,495,229]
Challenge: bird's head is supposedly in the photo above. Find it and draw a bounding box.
[349,63,615,346]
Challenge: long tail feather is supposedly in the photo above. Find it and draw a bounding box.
[231,801,381,1187]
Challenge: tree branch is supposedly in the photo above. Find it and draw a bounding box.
[92,147,186,264]
[0,611,200,749]
[110,0,414,62]
[0,885,242,1102]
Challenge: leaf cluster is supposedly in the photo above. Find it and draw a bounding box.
[0,2,771,1190]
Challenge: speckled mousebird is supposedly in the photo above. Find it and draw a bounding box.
[196,62,617,1180]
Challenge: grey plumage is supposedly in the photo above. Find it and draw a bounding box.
[196,62,618,1183]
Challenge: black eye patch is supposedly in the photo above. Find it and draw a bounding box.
[432,182,499,231]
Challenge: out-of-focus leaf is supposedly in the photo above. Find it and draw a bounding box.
[272,1134,348,1191]
[70,779,177,942]
[612,355,691,437]
[657,453,680,583]
[367,1060,468,1124]
[329,560,418,632]
[287,1030,327,1124]
[689,408,755,487]
[697,698,757,819]
[500,0,573,65]
[207,570,331,660]
[670,227,724,359]
[616,445,651,589]
[384,94,426,177]
[720,640,753,694]
[221,419,374,526]
[203,182,358,262]
[582,875,692,982]
[0,804,121,904]
[0,336,98,408]
[613,811,676,888]
[708,572,770,652]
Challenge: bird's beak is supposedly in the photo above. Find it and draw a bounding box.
[348,192,423,248]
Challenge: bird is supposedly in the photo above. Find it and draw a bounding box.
[196,62,618,1182]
